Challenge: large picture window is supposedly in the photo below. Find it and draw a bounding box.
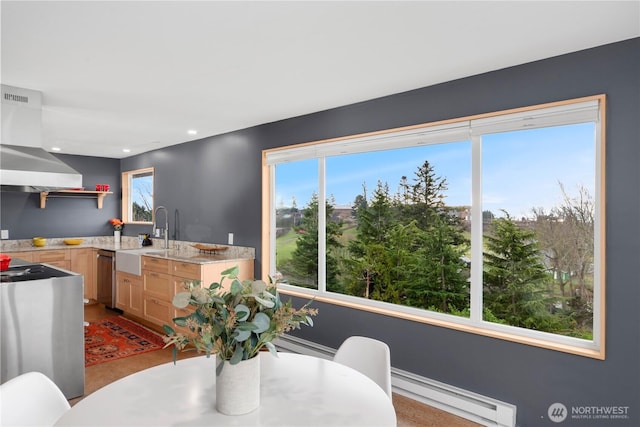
[263,96,605,358]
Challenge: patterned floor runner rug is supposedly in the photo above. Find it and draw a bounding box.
[85,316,166,367]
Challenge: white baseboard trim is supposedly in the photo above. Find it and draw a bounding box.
[274,335,516,427]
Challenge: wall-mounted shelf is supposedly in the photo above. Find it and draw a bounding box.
[40,190,113,209]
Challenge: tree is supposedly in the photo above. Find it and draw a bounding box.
[408,215,470,312]
[133,202,152,222]
[290,193,343,292]
[532,184,594,331]
[483,212,551,329]
[397,160,447,229]
[346,181,398,298]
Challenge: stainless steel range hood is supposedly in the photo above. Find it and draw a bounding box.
[1,144,83,192]
[1,85,82,192]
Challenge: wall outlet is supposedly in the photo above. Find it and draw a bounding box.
[228,233,234,245]
[0,230,8,240]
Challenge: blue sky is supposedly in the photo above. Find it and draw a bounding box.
[275,123,596,218]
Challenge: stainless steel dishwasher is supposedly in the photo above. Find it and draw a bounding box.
[96,249,116,309]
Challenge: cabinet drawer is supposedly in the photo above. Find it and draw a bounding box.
[1,251,34,262]
[35,249,69,262]
[174,277,192,295]
[142,256,170,273]
[143,271,172,299]
[143,296,172,326]
[46,260,71,270]
[171,260,202,279]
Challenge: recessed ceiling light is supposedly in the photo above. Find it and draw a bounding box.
[51,147,61,151]
[187,129,198,135]
[123,148,131,153]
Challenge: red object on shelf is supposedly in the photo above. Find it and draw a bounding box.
[0,254,11,271]
[95,184,110,192]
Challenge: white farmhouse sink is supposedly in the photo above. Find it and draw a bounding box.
[115,248,163,276]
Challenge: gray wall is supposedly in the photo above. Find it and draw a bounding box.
[123,38,639,426]
[2,38,638,426]
[0,154,121,239]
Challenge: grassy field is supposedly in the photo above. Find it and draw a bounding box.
[276,225,357,267]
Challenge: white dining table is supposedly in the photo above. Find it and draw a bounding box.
[56,352,397,426]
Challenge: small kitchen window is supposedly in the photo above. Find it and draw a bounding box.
[122,167,154,224]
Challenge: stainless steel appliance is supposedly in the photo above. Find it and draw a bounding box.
[96,249,116,308]
[1,84,83,192]
[0,262,85,399]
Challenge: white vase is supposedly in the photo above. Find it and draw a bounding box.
[114,230,121,244]
[215,355,260,415]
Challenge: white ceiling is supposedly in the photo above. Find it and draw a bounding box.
[1,1,638,159]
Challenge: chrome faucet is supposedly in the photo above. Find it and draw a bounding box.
[153,206,169,249]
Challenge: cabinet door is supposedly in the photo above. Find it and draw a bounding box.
[116,272,143,317]
[143,271,172,300]
[130,280,143,317]
[116,272,132,311]
[143,296,172,327]
[71,248,96,300]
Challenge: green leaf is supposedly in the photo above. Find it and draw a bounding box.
[235,304,250,321]
[234,329,251,342]
[264,341,278,357]
[237,322,258,331]
[230,344,244,364]
[162,324,176,335]
[171,316,188,327]
[230,279,243,295]
[251,279,268,294]
[252,312,270,333]
[253,295,275,308]
[172,292,191,309]
[221,265,239,279]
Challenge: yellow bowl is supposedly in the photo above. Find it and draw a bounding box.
[64,238,84,246]
[33,237,47,247]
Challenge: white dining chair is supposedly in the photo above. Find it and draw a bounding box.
[0,371,71,426]
[333,336,393,399]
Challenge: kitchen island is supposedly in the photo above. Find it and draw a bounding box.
[116,245,254,332]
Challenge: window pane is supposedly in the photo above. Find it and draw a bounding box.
[274,159,319,289]
[131,171,153,222]
[482,123,595,338]
[325,142,472,315]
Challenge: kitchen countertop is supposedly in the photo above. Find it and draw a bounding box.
[1,237,255,264]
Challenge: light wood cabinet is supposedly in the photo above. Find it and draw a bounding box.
[142,256,172,327]
[140,256,254,328]
[3,248,98,300]
[33,249,71,270]
[71,248,97,300]
[116,271,143,317]
[1,251,34,262]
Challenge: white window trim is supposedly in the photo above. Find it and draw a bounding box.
[262,95,606,359]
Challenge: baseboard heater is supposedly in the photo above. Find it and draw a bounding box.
[274,335,516,427]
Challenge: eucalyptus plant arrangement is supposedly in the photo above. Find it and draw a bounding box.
[162,265,317,369]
